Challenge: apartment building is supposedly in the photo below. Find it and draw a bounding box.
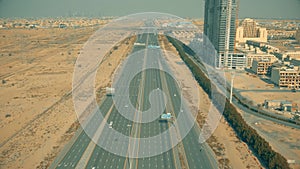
[251,59,274,75]
[271,65,300,89]
[247,53,277,68]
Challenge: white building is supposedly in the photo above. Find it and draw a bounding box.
[236,43,278,68]
[216,53,247,69]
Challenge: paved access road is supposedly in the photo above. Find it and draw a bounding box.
[50,32,217,169]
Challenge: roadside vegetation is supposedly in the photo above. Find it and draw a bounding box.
[167,36,290,169]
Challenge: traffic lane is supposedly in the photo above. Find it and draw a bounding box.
[56,132,90,168]
[85,105,131,168]
[125,34,177,168]
[148,34,214,169]
[137,68,175,169]
[85,74,142,168]
[64,37,145,166]
[54,33,148,169]
[157,44,218,168]
[86,33,149,168]
[164,61,218,169]
[56,97,114,168]
[182,126,218,169]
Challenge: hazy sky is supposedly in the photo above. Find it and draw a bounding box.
[0,0,299,19]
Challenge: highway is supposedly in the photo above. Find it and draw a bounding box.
[50,32,218,169]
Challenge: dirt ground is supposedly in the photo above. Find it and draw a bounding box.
[240,108,300,169]
[159,35,262,169]
[225,69,300,168]
[0,27,135,168]
[225,71,300,107]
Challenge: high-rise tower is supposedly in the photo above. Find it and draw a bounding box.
[204,0,238,53]
[204,0,242,69]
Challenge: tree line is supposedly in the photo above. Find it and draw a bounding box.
[166,35,290,169]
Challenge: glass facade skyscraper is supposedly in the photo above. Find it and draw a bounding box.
[204,0,238,54]
[204,0,244,69]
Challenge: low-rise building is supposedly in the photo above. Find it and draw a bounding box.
[280,102,298,112]
[216,53,247,69]
[271,64,300,89]
[264,100,285,109]
[246,53,277,68]
[236,43,278,68]
[251,58,273,75]
[246,40,268,48]
[296,29,300,44]
[264,100,298,112]
[283,50,300,61]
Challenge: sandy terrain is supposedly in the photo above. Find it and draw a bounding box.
[225,71,300,107]
[159,35,262,169]
[0,27,135,168]
[224,70,300,168]
[253,121,300,168]
[240,109,300,169]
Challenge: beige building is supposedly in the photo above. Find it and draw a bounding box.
[296,29,300,44]
[264,100,298,112]
[251,59,274,75]
[236,18,268,43]
[247,53,277,68]
[236,44,278,68]
[271,65,300,89]
[282,50,300,60]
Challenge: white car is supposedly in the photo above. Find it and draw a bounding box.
[109,121,113,128]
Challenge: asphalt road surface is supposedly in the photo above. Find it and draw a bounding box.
[50,32,217,169]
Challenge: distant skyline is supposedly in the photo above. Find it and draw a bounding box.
[0,0,299,19]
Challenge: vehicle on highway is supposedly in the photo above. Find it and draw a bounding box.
[109,121,113,128]
[160,113,172,119]
[106,87,115,96]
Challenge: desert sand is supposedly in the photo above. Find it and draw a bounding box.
[240,107,300,169]
[224,67,300,168]
[0,27,135,168]
[225,72,300,107]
